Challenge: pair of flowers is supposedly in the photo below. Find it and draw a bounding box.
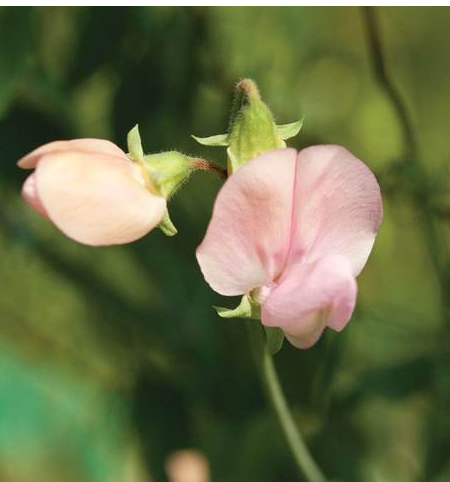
[19,135,382,349]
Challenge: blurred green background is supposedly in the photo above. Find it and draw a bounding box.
[1,6,449,482]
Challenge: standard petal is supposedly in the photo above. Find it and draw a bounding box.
[290,145,382,276]
[262,255,357,349]
[196,148,297,296]
[17,139,126,169]
[35,151,166,246]
[21,173,48,217]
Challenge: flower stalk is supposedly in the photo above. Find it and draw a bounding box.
[190,158,227,179]
[246,321,326,482]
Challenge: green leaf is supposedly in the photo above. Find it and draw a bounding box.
[276,119,304,140]
[264,327,284,355]
[191,133,229,147]
[127,124,144,161]
[214,295,260,320]
[158,211,178,236]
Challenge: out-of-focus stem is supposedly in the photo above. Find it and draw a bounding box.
[362,7,417,158]
[247,322,326,482]
[362,7,450,481]
[362,6,449,303]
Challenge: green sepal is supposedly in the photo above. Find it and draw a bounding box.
[142,152,193,199]
[227,84,283,174]
[126,124,197,237]
[192,133,229,147]
[127,124,144,162]
[264,327,284,355]
[215,297,284,354]
[158,211,178,236]
[214,294,261,320]
[191,82,304,175]
[277,119,304,140]
[126,124,195,200]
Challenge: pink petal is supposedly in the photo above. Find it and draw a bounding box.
[196,149,298,296]
[21,173,48,217]
[196,146,381,297]
[35,151,166,246]
[262,255,357,349]
[289,145,382,276]
[17,139,126,169]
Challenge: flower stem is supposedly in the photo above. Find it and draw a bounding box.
[191,158,227,179]
[247,322,326,482]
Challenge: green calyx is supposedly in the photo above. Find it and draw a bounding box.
[192,79,303,174]
[127,125,195,199]
[215,294,284,355]
[214,294,261,320]
[142,151,193,199]
[158,211,178,237]
[227,79,283,173]
[127,124,199,237]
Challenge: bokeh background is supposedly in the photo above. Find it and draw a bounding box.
[0,6,449,482]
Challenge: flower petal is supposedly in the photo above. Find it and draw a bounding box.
[17,139,126,169]
[35,151,166,246]
[262,255,357,349]
[290,145,382,276]
[196,148,297,296]
[21,173,48,217]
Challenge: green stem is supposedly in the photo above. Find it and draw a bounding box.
[247,322,326,482]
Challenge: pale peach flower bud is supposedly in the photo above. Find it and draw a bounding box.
[18,138,166,246]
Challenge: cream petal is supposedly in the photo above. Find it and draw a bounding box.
[35,151,166,246]
[17,139,126,169]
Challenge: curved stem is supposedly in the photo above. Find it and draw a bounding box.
[362,6,417,158]
[362,6,450,305]
[362,9,450,479]
[247,322,326,482]
[191,158,227,179]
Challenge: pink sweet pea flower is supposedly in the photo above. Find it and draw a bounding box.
[18,139,166,246]
[196,146,382,348]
